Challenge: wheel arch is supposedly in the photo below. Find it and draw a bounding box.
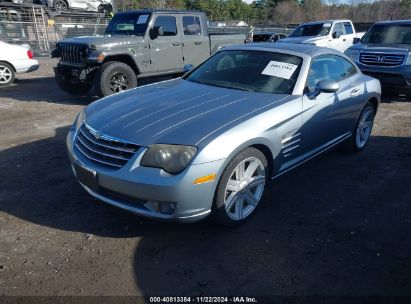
[250,144,274,180]
[0,61,16,72]
[368,96,379,111]
[103,55,140,76]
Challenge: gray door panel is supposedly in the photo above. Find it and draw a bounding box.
[180,15,209,67]
[149,15,183,73]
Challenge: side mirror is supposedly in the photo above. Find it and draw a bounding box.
[307,80,339,99]
[353,37,360,44]
[150,26,164,40]
[183,64,193,73]
[332,31,341,39]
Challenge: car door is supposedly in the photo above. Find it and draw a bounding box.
[329,22,346,52]
[180,15,209,68]
[149,15,184,74]
[301,54,358,154]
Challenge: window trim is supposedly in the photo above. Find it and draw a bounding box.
[332,22,345,36]
[153,15,178,37]
[305,54,358,92]
[182,15,203,36]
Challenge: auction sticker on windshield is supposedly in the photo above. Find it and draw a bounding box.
[261,61,298,79]
[137,14,149,24]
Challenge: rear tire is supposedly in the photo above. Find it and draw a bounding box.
[55,69,92,95]
[346,101,376,152]
[54,0,68,12]
[94,61,137,98]
[0,62,15,87]
[212,147,269,227]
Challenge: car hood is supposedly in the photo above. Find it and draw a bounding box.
[279,36,325,44]
[85,79,290,148]
[58,35,145,49]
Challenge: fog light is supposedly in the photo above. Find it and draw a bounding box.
[145,201,160,212]
[145,201,176,215]
[160,202,176,215]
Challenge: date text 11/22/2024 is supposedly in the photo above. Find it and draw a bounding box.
[149,296,258,303]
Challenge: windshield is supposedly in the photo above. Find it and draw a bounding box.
[289,23,331,38]
[361,23,411,44]
[184,50,302,95]
[105,13,150,36]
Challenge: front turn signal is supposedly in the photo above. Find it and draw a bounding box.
[193,173,216,185]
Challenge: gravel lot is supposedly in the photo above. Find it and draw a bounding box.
[0,58,410,298]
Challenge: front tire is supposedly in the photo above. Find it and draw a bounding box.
[212,147,269,226]
[0,62,15,87]
[94,61,138,98]
[346,101,376,152]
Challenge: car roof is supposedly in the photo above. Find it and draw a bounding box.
[375,19,411,25]
[225,42,341,58]
[302,19,351,25]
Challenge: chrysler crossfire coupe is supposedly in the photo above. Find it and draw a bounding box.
[67,43,381,226]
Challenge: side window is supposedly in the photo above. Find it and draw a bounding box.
[343,22,354,34]
[182,16,202,35]
[333,22,344,36]
[343,58,357,77]
[154,16,177,36]
[306,55,349,91]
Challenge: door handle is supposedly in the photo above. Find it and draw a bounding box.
[195,41,202,45]
[350,89,361,96]
[172,42,181,47]
[343,38,347,42]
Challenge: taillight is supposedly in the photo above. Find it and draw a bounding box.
[27,50,33,59]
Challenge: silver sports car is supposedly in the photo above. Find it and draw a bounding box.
[67,43,381,226]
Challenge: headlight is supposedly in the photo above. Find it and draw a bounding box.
[141,144,197,174]
[406,53,411,65]
[344,49,360,62]
[74,109,86,131]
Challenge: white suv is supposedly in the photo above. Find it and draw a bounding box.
[0,41,39,86]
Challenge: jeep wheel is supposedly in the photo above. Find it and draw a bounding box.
[55,69,92,95]
[95,61,137,98]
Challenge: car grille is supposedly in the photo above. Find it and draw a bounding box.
[359,53,405,67]
[60,43,85,65]
[74,124,139,169]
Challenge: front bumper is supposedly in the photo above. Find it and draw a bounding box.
[66,127,224,222]
[54,63,97,84]
[356,62,411,91]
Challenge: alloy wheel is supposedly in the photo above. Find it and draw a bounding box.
[0,65,12,84]
[55,1,67,11]
[109,73,129,93]
[356,107,374,149]
[224,157,266,221]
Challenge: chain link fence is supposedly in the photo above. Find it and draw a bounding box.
[0,2,110,56]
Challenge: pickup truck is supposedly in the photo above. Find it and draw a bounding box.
[344,20,411,96]
[279,20,364,52]
[51,9,246,97]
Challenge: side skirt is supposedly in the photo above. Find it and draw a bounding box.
[271,132,352,181]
